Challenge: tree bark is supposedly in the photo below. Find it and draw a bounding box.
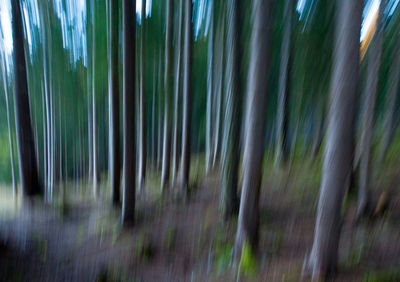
[220,0,243,220]
[205,0,215,175]
[304,0,362,279]
[212,17,225,168]
[275,0,294,166]
[92,0,99,198]
[234,0,272,253]
[138,0,147,194]
[378,26,400,164]
[122,0,136,226]
[11,0,41,196]
[171,0,184,187]
[161,0,174,192]
[157,51,163,170]
[357,0,385,218]
[179,0,193,194]
[109,0,121,205]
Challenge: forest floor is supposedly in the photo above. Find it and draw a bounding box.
[1,157,400,281]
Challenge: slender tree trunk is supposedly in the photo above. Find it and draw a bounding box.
[304,0,362,279]
[171,0,184,187]
[109,0,121,205]
[122,0,136,226]
[1,54,17,198]
[220,0,243,220]
[161,0,174,192]
[92,0,99,197]
[151,59,156,166]
[157,52,163,170]
[179,0,193,194]
[378,31,400,164]
[205,0,215,175]
[41,82,47,189]
[234,0,272,252]
[357,0,385,218]
[275,0,294,166]
[88,77,93,180]
[212,18,225,168]
[138,0,147,193]
[11,0,41,196]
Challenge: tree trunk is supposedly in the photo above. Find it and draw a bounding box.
[92,0,99,197]
[157,52,163,170]
[378,30,400,164]
[122,0,136,226]
[212,18,225,168]
[161,0,174,192]
[205,0,215,175]
[138,0,147,194]
[109,0,121,205]
[151,60,156,166]
[220,0,243,220]
[11,0,41,196]
[171,0,184,187]
[275,0,294,166]
[304,0,362,279]
[357,0,385,218]
[179,0,193,194]
[234,0,272,253]
[1,53,17,198]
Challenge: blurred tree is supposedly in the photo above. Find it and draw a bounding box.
[139,0,147,194]
[161,0,174,192]
[171,0,184,187]
[357,0,386,218]
[122,0,136,226]
[304,0,362,279]
[179,0,193,194]
[275,0,295,166]
[109,0,121,205]
[11,0,41,196]
[234,0,272,253]
[220,0,243,220]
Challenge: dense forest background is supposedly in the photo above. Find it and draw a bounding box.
[1,0,400,281]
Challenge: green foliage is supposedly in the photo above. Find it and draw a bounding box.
[239,240,258,278]
[215,241,232,275]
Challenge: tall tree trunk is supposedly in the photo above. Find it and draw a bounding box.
[1,53,17,198]
[121,0,136,225]
[378,29,400,164]
[11,0,41,196]
[275,0,294,166]
[220,0,243,220]
[41,82,47,189]
[171,0,184,187]
[304,0,362,279]
[109,0,121,205]
[234,0,272,252]
[138,0,147,193]
[357,0,385,218]
[87,75,93,180]
[92,0,99,197]
[157,51,163,170]
[179,0,193,194]
[205,0,215,175]
[161,0,174,192]
[151,59,156,166]
[212,18,225,168]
